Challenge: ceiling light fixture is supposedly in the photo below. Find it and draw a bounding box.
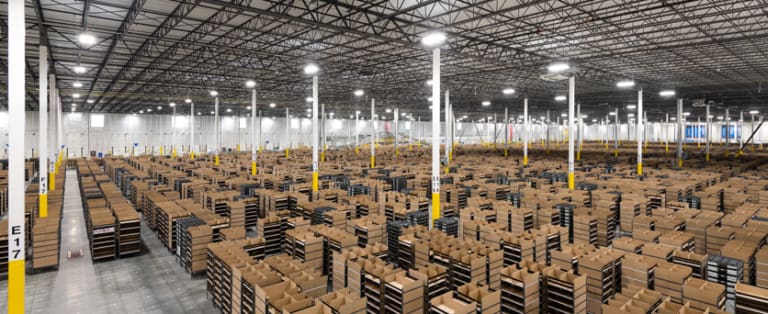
[547,62,570,73]
[78,33,96,45]
[269,103,276,108]
[73,66,86,74]
[185,98,192,103]
[616,80,636,88]
[72,81,83,88]
[354,89,364,96]
[420,31,447,47]
[209,90,218,97]
[304,63,319,75]
[245,80,256,88]
[555,95,566,101]
[659,90,676,97]
[481,101,491,106]
[502,88,515,95]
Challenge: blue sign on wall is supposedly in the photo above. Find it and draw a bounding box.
[685,126,706,139]
[721,125,740,139]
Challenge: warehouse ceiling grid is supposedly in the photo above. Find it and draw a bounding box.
[0,0,766,121]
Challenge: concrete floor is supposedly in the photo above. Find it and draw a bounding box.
[0,169,215,313]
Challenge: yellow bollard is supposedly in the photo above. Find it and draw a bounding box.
[431,193,440,221]
[214,155,220,166]
[49,170,55,191]
[251,161,257,176]
[285,148,289,158]
[638,162,643,176]
[39,193,47,218]
[312,171,318,191]
[523,155,528,166]
[568,172,575,190]
[370,155,375,168]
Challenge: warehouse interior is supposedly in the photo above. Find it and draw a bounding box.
[2,0,768,313]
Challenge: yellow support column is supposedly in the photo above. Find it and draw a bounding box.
[39,193,47,218]
[214,155,220,166]
[285,148,289,158]
[172,147,177,158]
[431,193,440,223]
[159,145,163,156]
[251,161,257,176]
[370,155,375,168]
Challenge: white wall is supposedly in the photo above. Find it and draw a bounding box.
[1,111,763,158]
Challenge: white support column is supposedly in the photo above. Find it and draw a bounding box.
[523,98,529,166]
[614,109,619,157]
[408,115,413,151]
[251,88,257,176]
[38,45,49,217]
[677,98,684,167]
[189,100,195,159]
[285,108,291,157]
[697,116,701,148]
[494,113,498,150]
[725,108,730,155]
[665,113,669,152]
[321,103,326,162]
[57,81,63,161]
[355,111,359,154]
[8,0,26,311]
[214,96,220,165]
[445,90,450,165]
[311,75,319,191]
[576,103,581,161]
[567,76,575,190]
[751,112,755,152]
[171,104,176,157]
[48,74,56,188]
[706,104,711,161]
[394,108,399,157]
[637,89,643,176]
[504,107,509,157]
[258,109,262,153]
[739,111,744,155]
[546,110,550,153]
[431,47,441,227]
[370,98,376,168]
